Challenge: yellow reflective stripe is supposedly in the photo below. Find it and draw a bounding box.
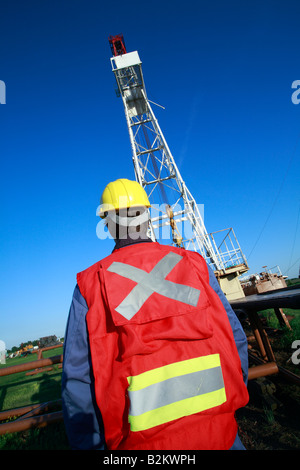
[127,354,227,432]
[127,354,221,391]
[128,387,227,432]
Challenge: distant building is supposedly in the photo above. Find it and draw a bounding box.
[39,335,61,349]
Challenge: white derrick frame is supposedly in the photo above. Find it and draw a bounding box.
[110,51,245,273]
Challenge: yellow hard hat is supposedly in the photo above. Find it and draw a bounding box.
[99,178,150,218]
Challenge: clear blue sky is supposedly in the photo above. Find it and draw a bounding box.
[1,0,300,350]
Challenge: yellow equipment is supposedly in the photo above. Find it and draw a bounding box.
[99,179,150,218]
[166,204,183,248]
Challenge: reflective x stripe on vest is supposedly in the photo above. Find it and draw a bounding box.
[107,252,201,320]
[127,354,226,432]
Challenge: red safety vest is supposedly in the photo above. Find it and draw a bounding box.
[77,242,249,450]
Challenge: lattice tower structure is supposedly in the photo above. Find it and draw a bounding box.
[108,35,248,283]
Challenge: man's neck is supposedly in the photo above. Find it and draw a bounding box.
[113,236,153,252]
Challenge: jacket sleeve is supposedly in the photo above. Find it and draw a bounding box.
[207,265,249,384]
[61,284,106,450]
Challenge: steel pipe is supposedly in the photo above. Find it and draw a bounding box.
[0,355,63,377]
[248,352,300,386]
[0,411,63,435]
[248,362,279,380]
[0,403,42,421]
[0,400,62,421]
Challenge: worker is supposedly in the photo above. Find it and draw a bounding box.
[61,178,249,451]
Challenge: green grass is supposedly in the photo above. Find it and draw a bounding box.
[0,347,70,450]
[259,308,300,348]
[0,348,63,411]
[0,421,70,450]
[286,278,300,287]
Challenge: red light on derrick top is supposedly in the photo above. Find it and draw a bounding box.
[109,34,127,56]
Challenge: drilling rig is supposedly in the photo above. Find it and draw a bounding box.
[108,34,248,300]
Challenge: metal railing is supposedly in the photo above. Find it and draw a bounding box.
[0,347,64,435]
[208,227,248,271]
